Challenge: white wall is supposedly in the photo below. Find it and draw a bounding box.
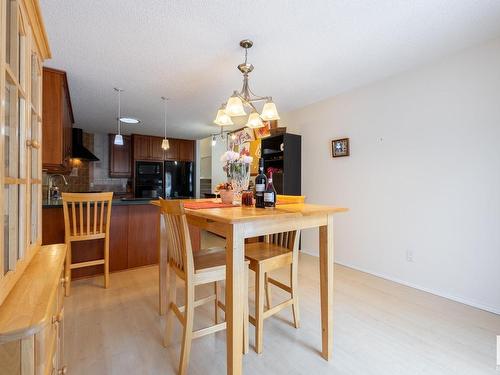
[282,38,500,314]
[211,137,228,192]
[199,137,212,179]
[194,140,200,198]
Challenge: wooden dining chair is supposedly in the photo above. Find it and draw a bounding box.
[61,192,113,296]
[245,194,305,353]
[160,199,249,375]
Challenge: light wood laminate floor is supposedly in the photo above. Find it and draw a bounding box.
[65,251,500,375]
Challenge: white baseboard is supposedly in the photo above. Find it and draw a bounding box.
[300,250,500,315]
[336,260,500,315]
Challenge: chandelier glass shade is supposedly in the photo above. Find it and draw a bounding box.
[246,111,263,128]
[214,40,279,128]
[214,105,234,126]
[260,100,280,121]
[225,93,246,117]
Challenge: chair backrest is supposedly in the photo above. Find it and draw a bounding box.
[266,195,305,250]
[159,198,194,276]
[62,192,114,241]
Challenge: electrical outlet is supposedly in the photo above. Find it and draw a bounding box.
[406,250,414,262]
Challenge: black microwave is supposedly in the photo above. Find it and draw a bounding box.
[137,161,162,176]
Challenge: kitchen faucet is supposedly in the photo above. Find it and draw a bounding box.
[47,174,68,201]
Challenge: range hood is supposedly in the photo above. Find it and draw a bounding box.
[72,128,99,161]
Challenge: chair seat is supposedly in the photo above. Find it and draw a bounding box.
[245,242,292,263]
[193,247,227,272]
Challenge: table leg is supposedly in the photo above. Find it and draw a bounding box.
[319,214,334,360]
[226,223,245,375]
[159,213,168,316]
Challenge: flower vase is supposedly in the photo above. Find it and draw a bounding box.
[229,162,251,205]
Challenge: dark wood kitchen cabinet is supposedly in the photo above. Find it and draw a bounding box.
[42,67,74,172]
[109,134,132,177]
[133,134,150,160]
[179,139,195,161]
[131,134,195,161]
[163,138,179,160]
[150,136,165,160]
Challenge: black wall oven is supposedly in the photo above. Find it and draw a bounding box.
[135,161,164,198]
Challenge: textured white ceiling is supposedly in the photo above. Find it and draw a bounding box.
[40,0,500,139]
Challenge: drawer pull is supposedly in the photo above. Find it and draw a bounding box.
[58,366,68,374]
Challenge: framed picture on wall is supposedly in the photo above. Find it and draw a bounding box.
[332,138,350,157]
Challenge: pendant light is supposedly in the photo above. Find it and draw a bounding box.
[161,97,170,150]
[114,88,124,145]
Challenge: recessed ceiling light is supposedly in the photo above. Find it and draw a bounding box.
[119,117,141,124]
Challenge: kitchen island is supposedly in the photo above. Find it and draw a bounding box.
[42,198,201,278]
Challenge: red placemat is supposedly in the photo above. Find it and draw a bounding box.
[183,201,235,209]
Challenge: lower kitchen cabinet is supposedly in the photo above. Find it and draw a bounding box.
[42,203,201,278]
[0,244,67,375]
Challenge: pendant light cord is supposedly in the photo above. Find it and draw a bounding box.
[162,96,168,139]
[115,87,123,135]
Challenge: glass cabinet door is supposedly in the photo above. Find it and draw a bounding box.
[1,0,42,287]
[29,112,41,246]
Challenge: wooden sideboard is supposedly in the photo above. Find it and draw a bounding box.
[0,244,67,375]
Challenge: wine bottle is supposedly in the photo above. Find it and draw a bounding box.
[264,171,276,208]
[254,158,267,208]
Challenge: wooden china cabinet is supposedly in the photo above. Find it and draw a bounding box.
[0,1,67,375]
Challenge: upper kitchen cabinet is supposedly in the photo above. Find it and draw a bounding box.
[150,136,165,160]
[179,139,195,161]
[131,134,194,161]
[132,134,151,160]
[109,134,132,177]
[42,67,74,172]
[163,138,179,160]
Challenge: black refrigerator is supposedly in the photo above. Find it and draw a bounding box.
[164,161,194,199]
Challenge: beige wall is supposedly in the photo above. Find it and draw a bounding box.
[282,37,500,314]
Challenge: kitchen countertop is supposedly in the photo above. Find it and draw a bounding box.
[42,198,159,208]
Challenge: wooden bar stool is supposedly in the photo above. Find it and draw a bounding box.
[160,199,249,375]
[246,195,304,353]
[62,192,113,296]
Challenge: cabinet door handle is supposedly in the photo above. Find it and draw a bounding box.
[25,139,41,149]
[60,276,69,287]
[52,311,64,324]
[58,366,68,374]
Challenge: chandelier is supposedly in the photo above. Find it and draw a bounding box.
[214,39,280,128]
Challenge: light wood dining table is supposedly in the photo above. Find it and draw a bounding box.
[156,200,348,375]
